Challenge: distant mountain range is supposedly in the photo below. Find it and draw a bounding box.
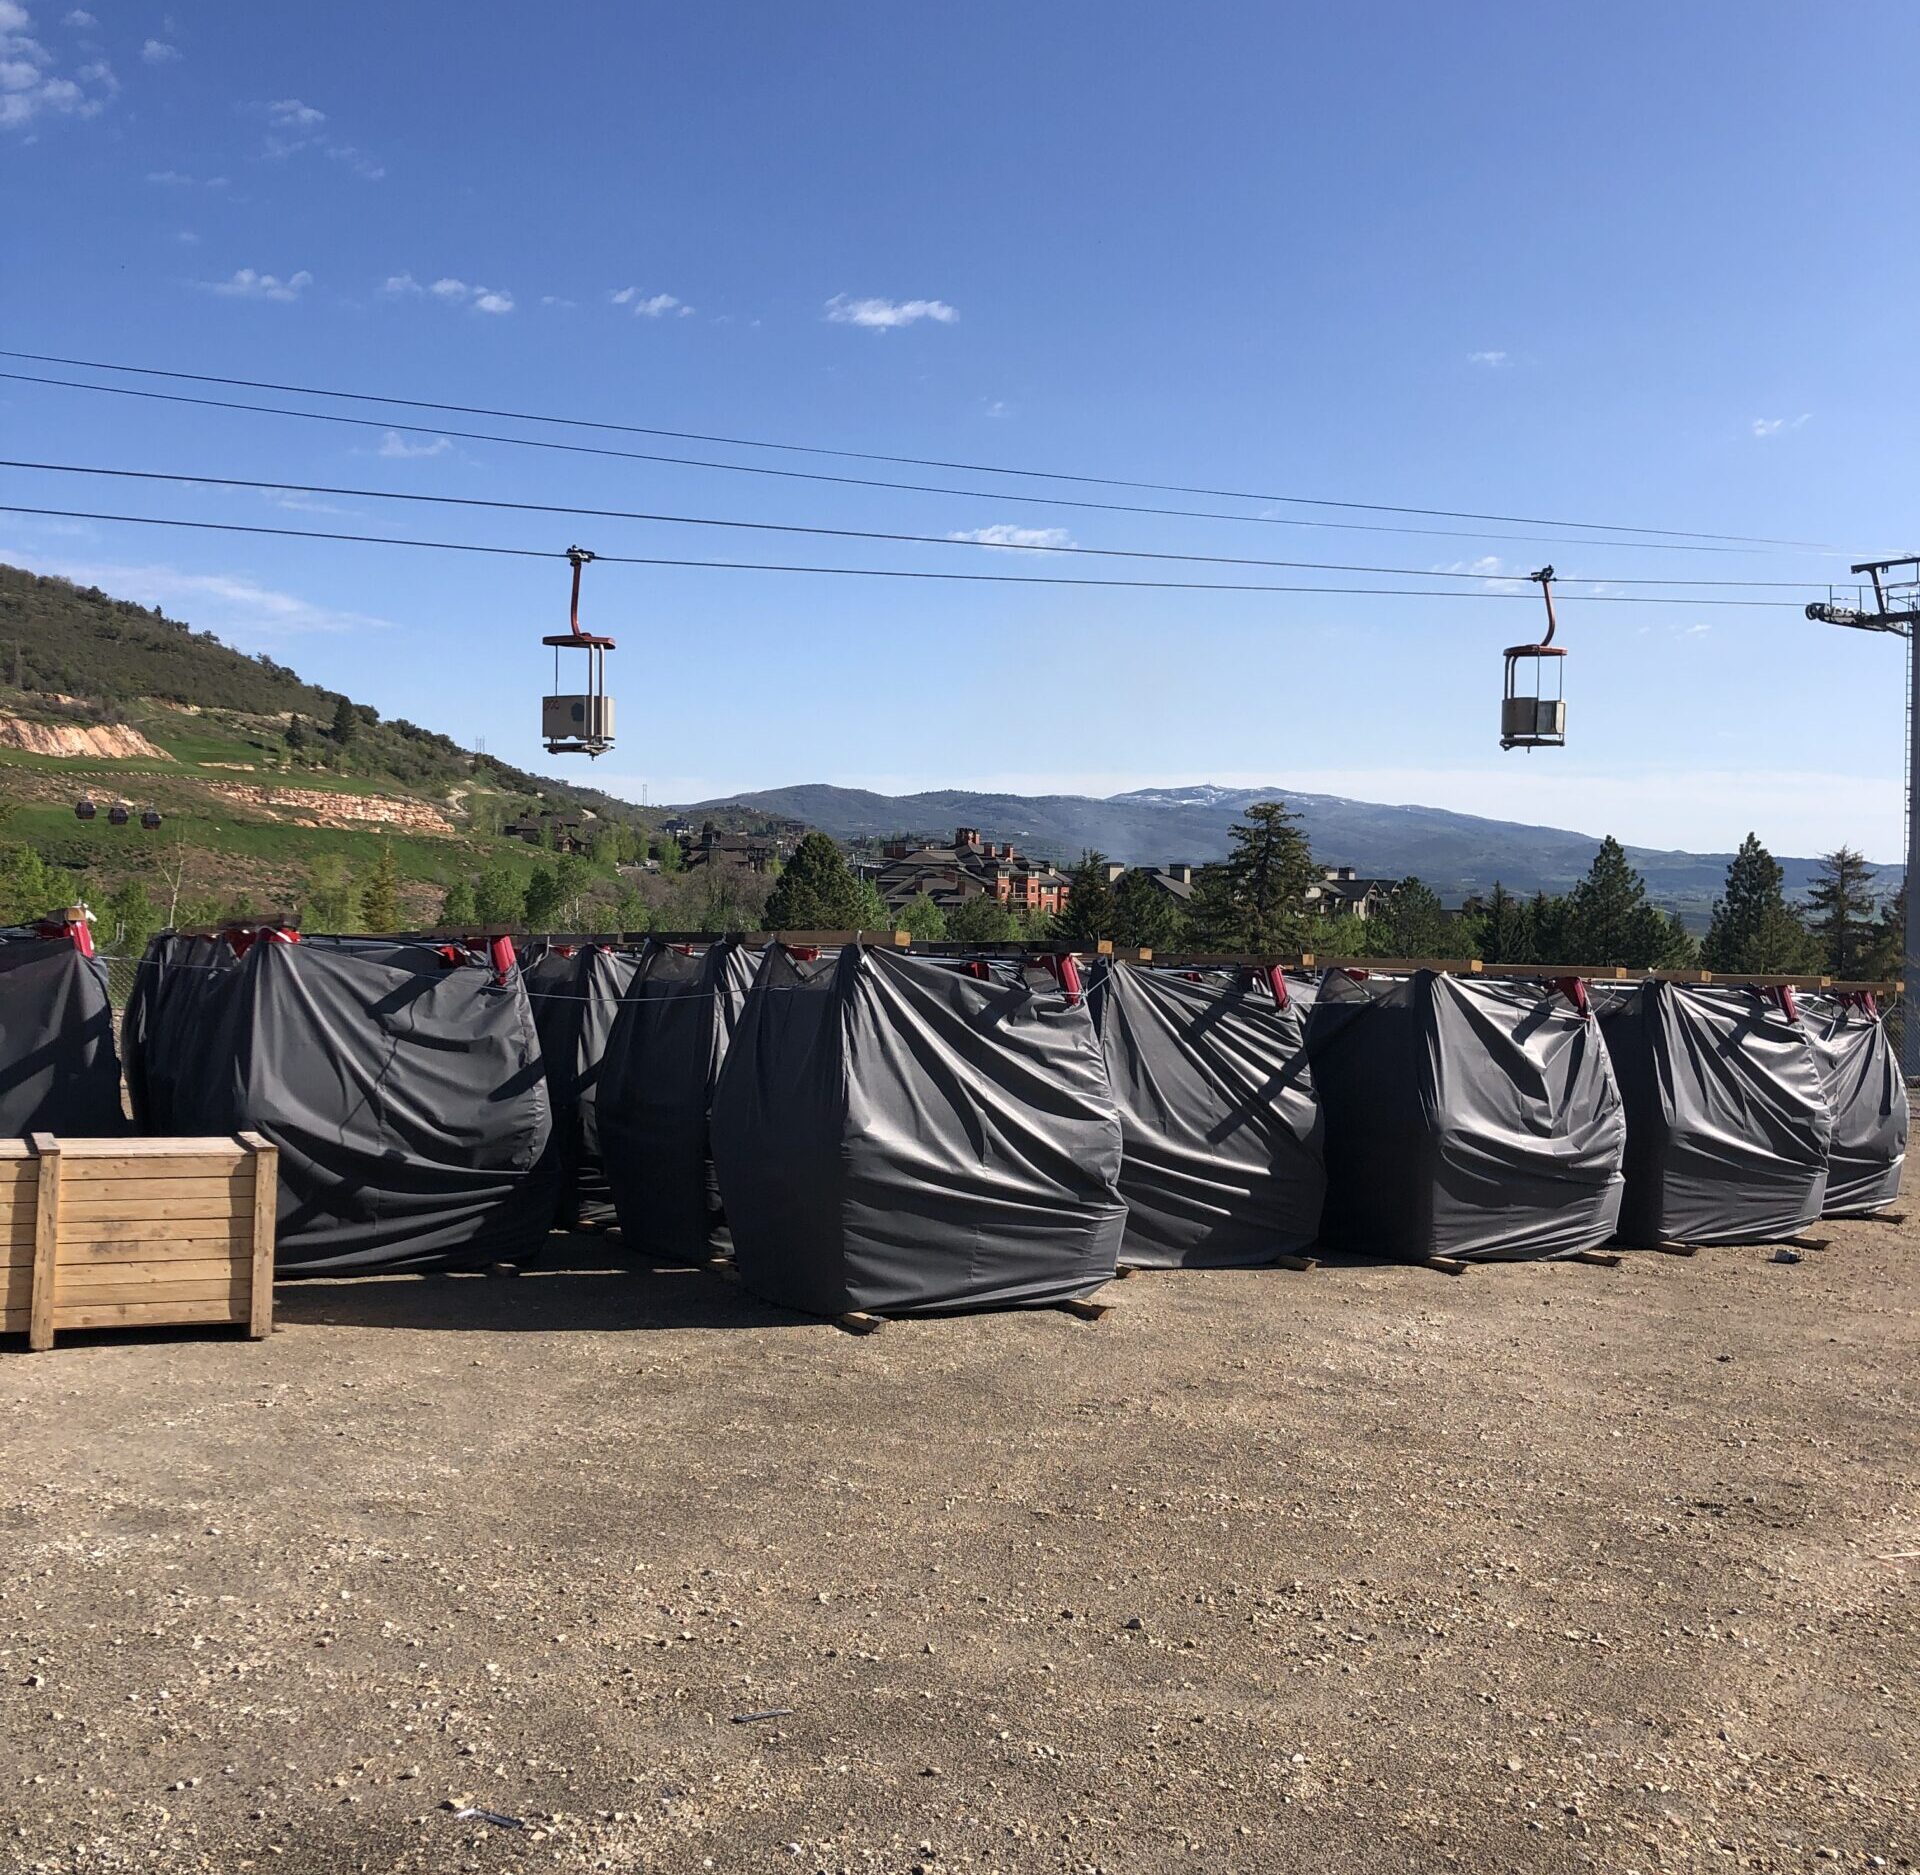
[680,781,1899,920]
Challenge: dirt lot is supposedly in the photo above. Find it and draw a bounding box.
[2,1219,1915,1875]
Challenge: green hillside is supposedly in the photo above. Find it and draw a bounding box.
[0,563,767,944]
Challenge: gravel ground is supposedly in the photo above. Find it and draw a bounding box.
[2,1216,1916,1875]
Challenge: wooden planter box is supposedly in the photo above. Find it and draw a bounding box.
[2,1133,277,1352]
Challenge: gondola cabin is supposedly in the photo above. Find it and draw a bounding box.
[1500,566,1567,751]
[542,546,616,758]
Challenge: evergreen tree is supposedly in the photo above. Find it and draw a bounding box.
[654,836,683,874]
[473,864,525,927]
[761,831,870,929]
[284,714,309,753]
[1563,837,1672,966]
[1526,889,1570,963]
[1477,881,1532,964]
[437,878,478,927]
[1702,833,1812,973]
[1112,869,1187,952]
[1805,845,1878,977]
[329,693,358,745]
[360,843,402,932]
[1052,852,1118,946]
[0,842,56,925]
[1864,883,1906,983]
[1188,800,1317,952]
[1372,877,1451,959]
[896,893,948,941]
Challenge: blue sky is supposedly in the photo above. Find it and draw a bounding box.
[3,2,1915,857]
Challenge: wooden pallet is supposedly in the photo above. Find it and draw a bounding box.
[3,1133,277,1352]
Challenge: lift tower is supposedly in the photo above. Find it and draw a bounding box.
[1807,554,1920,1074]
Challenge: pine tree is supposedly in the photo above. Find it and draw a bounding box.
[1805,846,1878,977]
[1564,837,1671,966]
[1478,880,1531,964]
[301,854,360,933]
[1374,878,1451,959]
[762,832,869,929]
[1702,833,1811,973]
[523,865,564,932]
[1052,852,1118,945]
[1112,869,1187,952]
[329,694,358,745]
[1188,800,1316,952]
[360,843,402,932]
[946,895,1019,943]
[1526,890,1570,963]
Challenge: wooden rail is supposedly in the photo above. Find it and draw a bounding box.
[3,1134,277,1352]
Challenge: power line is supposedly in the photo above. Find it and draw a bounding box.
[0,458,1832,593]
[0,356,1811,558]
[0,503,1809,605]
[0,345,1832,548]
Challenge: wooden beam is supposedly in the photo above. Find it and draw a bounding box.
[241,1131,277,1338]
[28,1134,59,1352]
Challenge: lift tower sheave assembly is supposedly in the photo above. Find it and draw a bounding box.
[1807,553,1920,1076]
[542,546,616,758]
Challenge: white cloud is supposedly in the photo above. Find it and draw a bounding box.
[266,97,324,128]
[1436,554,1526,593]
[610,286,692,317]
[174,227,197,243]
[146,168,191,183]
[377,431,451,459]
[0,2,114,128]
[253,97,383,179]
[205,266,312,302]
[63,8,95,24]
[401,276,513,314]
[1751,413,1811,438]
[539,294,576,309]
[139,37,178,62]
[824,293,958,330]
[947,524,1075,552]
[1467,349,1510,367]
[985,400,1011,418]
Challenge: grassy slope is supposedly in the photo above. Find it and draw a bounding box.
[0,562,646,922]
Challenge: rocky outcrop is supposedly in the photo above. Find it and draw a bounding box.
[203,783,454,835]
[0,716,173,760]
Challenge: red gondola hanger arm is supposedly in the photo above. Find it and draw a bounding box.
[1531,565,1557,648]
[542,545,615,650]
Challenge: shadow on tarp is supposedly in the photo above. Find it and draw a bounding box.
[270,1236,802,1334]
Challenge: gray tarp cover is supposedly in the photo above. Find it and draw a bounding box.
[712,944,1126,1316]
[1595,982,1832,1245]
[1088,961,1324,1266]
[1796,993,1904,1217]
[1306,970,1625,1261]
[0,929,124,1136]
[525,944,644,1228]
[127,933,556,1272]
[598,938,758,1260]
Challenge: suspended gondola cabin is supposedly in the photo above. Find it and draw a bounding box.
[542,546,616,757]
[1500,566,1567,751]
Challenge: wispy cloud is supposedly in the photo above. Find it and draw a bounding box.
[539,294,576,309]
[1467,349,1510,367]
[204,266,312,302]
[380,271,422,295]
[0,550,390,638]
[825,293,958,331]
[252,96,383,179]
[1751,413,1811,439]
[948,524,1075,552]
[377,430,450,459]
[610,286,692,318]
[0,0,116,129]
[62,8,95,24]
[1436,554,1526,593]
[139,36,178,62]
[985,400,1011,419]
